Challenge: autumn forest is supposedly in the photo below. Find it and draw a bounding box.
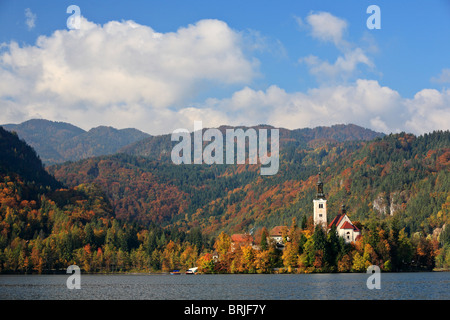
[0,121,449,274]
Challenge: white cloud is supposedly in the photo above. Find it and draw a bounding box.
[300,48,374,82]
[305,11,348,47]
[0,16,448,136]
[405,88,450,134]
[0,17,259,134]
[299,12,375,84]
[431,68,450,84]
[200,80,449,135]
[24,8,36,30]
[203,80,401,130]
[370,116,390,133]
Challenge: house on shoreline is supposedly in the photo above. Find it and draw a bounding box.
[230,233,254,251]
[269,226,288,249]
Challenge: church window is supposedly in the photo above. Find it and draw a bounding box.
[319,203,323,209]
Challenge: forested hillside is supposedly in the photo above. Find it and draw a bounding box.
[0,127,60,190]
[118,123,384,160]
[0,127,210,273]
[48,129,450,238]
[1,123,449,274]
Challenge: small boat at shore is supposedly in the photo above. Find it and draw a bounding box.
[170,270,181,275]
[185,267,198,274]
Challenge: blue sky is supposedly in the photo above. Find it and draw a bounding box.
[0,0,449,134]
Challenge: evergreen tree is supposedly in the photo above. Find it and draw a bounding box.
[301,215,308,230]
[313,225,326,253]
[260,227,269,251]
[84,223,95,247]
[389,216,401,271]
[325,225,340,271]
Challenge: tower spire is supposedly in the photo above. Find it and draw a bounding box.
[316,168,325,199]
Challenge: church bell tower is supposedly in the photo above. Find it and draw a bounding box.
[313,170,327,228]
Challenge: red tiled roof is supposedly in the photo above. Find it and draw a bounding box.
[341,221,355,229]
[270,226,287,237]
[329,214,360,232]
[231,234,253,243]
[341,221,360,232]
[328,214,344,228]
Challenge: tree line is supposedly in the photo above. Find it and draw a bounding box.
[1,174,448,273]
[196,216,448,274]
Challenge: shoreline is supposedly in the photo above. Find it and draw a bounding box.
[1,268,448,275]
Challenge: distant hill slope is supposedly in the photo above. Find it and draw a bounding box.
[0,126,61,189]
[2,119,150,164]
[119,123,385,160]
[2,119,84,164]
[57,125,151,161]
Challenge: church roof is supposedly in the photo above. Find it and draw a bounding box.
[341,221,360,232]
[328,214,344,229]
[341,221,356,230]
[328,214,360,232]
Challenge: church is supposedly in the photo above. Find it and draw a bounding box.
[313,172,361,243]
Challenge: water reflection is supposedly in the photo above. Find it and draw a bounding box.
[0,272,448,300]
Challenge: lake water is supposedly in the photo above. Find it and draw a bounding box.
[0,272,449,300]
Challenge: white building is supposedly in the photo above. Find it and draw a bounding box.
[328,205,361,243]
[313,172,327,228]
[313,172,361,244]
[269,226,288,249]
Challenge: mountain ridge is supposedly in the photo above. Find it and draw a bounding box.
[2,119,384,165]
[2,119,150,165]
[118,122,385,160]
